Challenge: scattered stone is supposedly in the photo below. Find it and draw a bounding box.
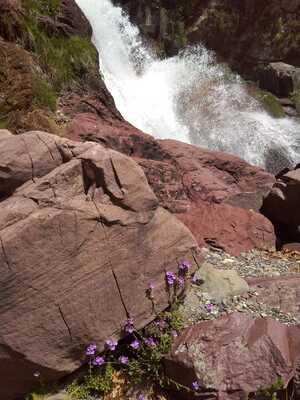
[203,247,300,278]
[180,248,300,326]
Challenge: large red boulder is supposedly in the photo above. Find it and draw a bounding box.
[67,122,276,256]
[0,131,199,400]
[165,313,300,400]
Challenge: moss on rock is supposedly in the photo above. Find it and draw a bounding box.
[0,0,101,133]
[22,0,99,91]
[254,90,285,118]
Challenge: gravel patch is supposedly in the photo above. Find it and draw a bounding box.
[180,247,300,327]
[202,247,300,278]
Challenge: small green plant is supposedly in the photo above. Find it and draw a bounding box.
[33,77,57,111]
[25,386,48,400]
[256,377,286,399]
[23,0,61,17]
[22,0,98,93]
[0,118,8,129]
[67,363,114,400]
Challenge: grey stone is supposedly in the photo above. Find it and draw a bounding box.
[193,262,249,302]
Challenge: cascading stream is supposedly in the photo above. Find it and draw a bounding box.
[76,0,300,171]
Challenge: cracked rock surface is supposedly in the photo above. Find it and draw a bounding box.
[0,131,200,400]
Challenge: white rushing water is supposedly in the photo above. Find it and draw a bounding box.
[76,0,300,171]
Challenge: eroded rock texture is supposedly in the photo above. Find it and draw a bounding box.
[0,131,199,400]
[67,125,276,256]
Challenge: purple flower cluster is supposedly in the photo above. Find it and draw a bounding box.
[192,381,200,391]
[155,319,167,330]
[118,355,129,365]
[85,343,97,356]
[81,259,198,395]
[105,339,118,351]
[124,318,135,334]
[166,271,176,286]
[92,356,105,366]
[205,303,214,313]
[179,260,191,273]
[130,339,140,350]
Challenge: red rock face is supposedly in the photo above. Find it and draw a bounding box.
[165,313,300,400]
[246,275,300,320]
[67,119,276,256]
[0,131,199,400]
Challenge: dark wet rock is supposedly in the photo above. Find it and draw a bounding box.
[113,0,300,79]
[262,168,300,246]
[258,62,300,98]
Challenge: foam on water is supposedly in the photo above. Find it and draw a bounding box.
[75,0,300,170]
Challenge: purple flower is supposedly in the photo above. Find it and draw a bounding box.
[92,356,105,366]
[85,343,97,356]
[155,319,167,330]
[105,339,118,351]
[149,282,154,290]
[124,318,135,334]
[179,260,191,273]
[192,381,200,391]
[166,271,176,286]
[118,355,129,365]
[137,394,146,400]
[171,330,178,338]
[144,337,156,347]
[130,339,140,350]
[33,371,40,378]
[205,303,214,313]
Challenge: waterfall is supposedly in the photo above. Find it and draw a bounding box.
[75,0,300,171]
